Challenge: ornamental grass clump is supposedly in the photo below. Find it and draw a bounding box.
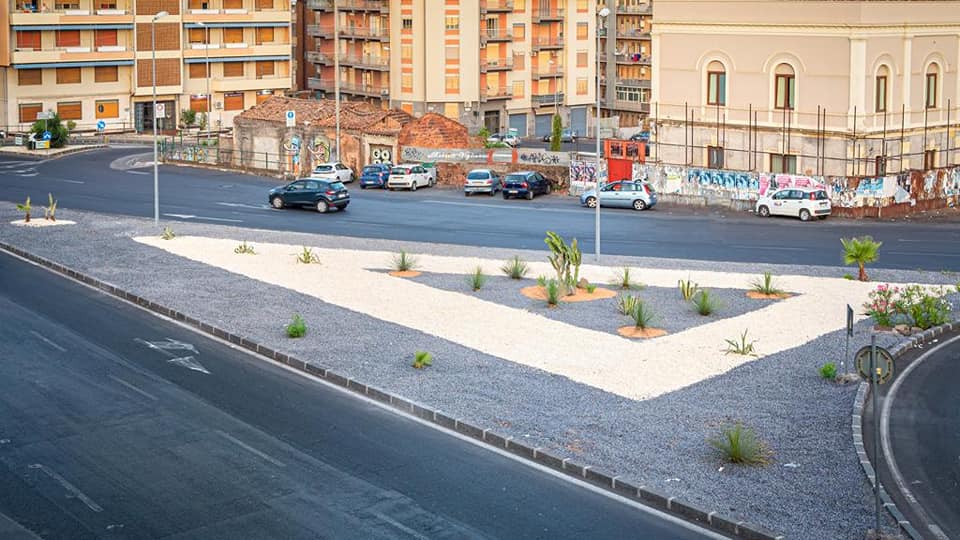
[234,241,256,254]
[161,226,175,240]
[612,266,643,290]
[629,301,656,330]
[692,289,719,316]
[44,193,57,221]
[468,266,487,291]
[412,351,433,369]
[724,329,757,356]
[616,294,642,316]
[678,278,699,301]
[16,196,31,222]
[297,246,321,264]
[545,279,561,306]
[392,250,418,272]
[708,423,769,465]
[501,256,529,279]
[750,272,784,296]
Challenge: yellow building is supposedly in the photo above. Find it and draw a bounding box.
[0,0,292,132]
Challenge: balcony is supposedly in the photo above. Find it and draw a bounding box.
[306,0,331,10]
[615,53,651,65]
[9,3,133,25]
[306,50,332,64]
[617,78,651,89]
[531,36,563,50]
[617,29,651,40]
[533,92,564,106]
[336,0,387,12]
[182,42,291,59]
[480,0,512,12]
[182,8,289,23]
[611,99,650,113]
[212,75,290,92]
[339,81,389,97]
[483,86,512,101]
[11,46,134,65]
[307,77,332,91]
[480,57,512,72]
[338,54,389,70]
[532,7,564,21]
[616,3,652,15]
[306,24,333,38]
[531,66,563,79]
[481,28,512,43]
[338,25,389,40]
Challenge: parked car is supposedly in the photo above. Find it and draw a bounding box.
[464,168,502,196]
[542,128,577,143]
[579,180,657,211]
[502,171,551,200]
[359,163,393,189]
[268,178,349,213]
[386,163,435,191]
[628,131,650,142]
[312,162,354,183]
[755,187,832,221]
[487,133,520,147]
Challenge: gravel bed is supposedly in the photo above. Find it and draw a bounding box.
[3,206,958,539]
[409,272,773,337]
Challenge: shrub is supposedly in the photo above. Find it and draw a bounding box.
[549,114,562,152]
[899,285,951,329]
[708,423,768,465]
[15,196,31,223]
[629,301,656,330]
[678,278,699,301]
[536,274,548,287]
[297,246,320,264]
[477,126,491,140]
[841,236,882,282]
[392,250,418,272]
[412,350,433,369]
[616,294,642,316]
[843,273,855,281]
[612,266,643,290]
[43,193,57,221]
[545,279,561,306]
[586,283,597,293]
[468,266,487,291]
[692,289,719,316]
[30,111,69,148]
[863,284,899,327]
[819,362,838,380]
[501,256,529,279]
[751,272,784,296]
[180,108,197,127]
[234,241,256,254]
[161,226,175,240]
[286,314,306,338]
[724,330,757,356]
[66,120,77,132]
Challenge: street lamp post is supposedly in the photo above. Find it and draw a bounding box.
[333,1,340,162]
[152,10,169,226]
[198,21,211,142]
[595,7,609,261]
[549,59,558,117]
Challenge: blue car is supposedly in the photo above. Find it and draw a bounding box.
[359,163,393,189]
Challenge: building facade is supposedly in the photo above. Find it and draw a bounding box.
[0,0,293,132]
[598,0,651,129]
[651,0,960,176]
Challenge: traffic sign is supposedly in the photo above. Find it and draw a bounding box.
[285,110,296,127]
[855,345,894,384]
[96,120,106,131]
[155,103,166,118]
[36,111,53,120]
[41,131,51,141]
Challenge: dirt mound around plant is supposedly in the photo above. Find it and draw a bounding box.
[389,270,422,278]
[521,285,617,302]
[617,326,669,339]
[746,291,791,300]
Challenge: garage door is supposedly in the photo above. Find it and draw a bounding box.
[535,114,552,137]
[570,107,587,137]
[509,113,527,137]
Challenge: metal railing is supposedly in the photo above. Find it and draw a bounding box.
[480,0,512,11]
[338,54,389,69]
[338,25,389,38]
[533,92,564,105]
[532,36,563,48]
[481,58,513,71]
[482,28,513,40]
[616,3,652,15]
[483,86,512,100]
[532,7,564,20]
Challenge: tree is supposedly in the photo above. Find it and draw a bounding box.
[549,114,562,152]
[841,236,882,282]
[477,126,491,140]
[180,109,197,128]
[30,111,69,149]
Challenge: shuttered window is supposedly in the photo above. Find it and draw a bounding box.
[56,30,81,47]
[57,101,82,120]
[16,31,41,50]
[190,96,209,112]
[188,0,207,8]
[224,92,244,111]
[94,29,118,47]
[256,0,272,9]
[18,69,42,86]
[56,67,82,84]
[19,103,43,123]
[255,61,274,77]
[223,0,242,7]
[189,63,209,78]
[223,62,244,77]
[95,99,119,118]
[188,28,206,43]
[256,92,272,104]
[94,65,118,82]
[224,28,244,43]
[256,27,274,44]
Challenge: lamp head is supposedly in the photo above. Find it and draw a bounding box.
[598,7,610,17]
[153,10,169,19]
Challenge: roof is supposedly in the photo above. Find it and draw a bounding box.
[237,96,413,135]
[397,112,481,149]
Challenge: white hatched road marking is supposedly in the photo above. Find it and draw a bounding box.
[215,430,285,468]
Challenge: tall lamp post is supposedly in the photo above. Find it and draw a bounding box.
[333,0,340,162]
[549,59,558,117]
[595,7,609,261]
[197,21,211,142]
[152,10,169,226]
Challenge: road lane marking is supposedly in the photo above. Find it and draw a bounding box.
[167,356,210,374]
[28,464,103,512]
[422,199,585,215]
[373,512,430,540]
[126,170,149,176]
[28,330,66,352]
[108,375,159,401]
[215,430,285,468]
[216,202,272,210]
[162,213,243,223]
[888,250,960,258]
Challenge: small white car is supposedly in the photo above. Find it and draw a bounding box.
[487,133,519,147]
[387,163,435,191]
[755,187,832,221]
[312,162,354,183]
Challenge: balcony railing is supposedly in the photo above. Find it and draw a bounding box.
[483,86,512,100]
[9,2,131,15]
[618,29,651,40]
[307,77,331,91]
[306,50,332,64]
[338,25,389,39]
[616,3,652,15]
[305,0,330,9]
[336,0,387,11]
[612,100,650,113]
[482,28,512,41]
[339,81,390,97]
[531,7,564,21]
[480,57,513,71]
[532,66,563,78]
[615,53,651,65]
[532,36,563,49]
[617,78,651,89]
[480,0,512,12]
[306,24,333,38]
[338,54,389,69]
[533,92,564,105]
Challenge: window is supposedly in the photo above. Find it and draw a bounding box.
[774,64,795,110]
[94,29,117,47]
[56,67,81,84]
[770,153,797,174]
[256,27,274,44]
[57,101,82,120]
[514,0,524,9]
[576,22,588,40]
[401,44,412,60]
[188,28,207,44]
[189,63,209,78]
[445,15,459,30]
[224,28,244,43]
[875,66,888,113]
[224,0,241,8]
[577,50,587,68]
[924,149,936,170]
[512,23,525,40]
[19,103,43,124]
[576,0,587,12]
[401,73,413,92]
[706,61,726,106]
[925,64,938,109]
[95,99,119,119]
[875,155,887,176]
[445,74,459,93]
[256,0,272,9]
[402,18,413,31]
[94,65,118,82]
[256,91,272,104]
[707,146,724,169]
[256,60,274,77]
[190,95,209,112]
[512,80,524,98]
[576,77,587,95]
[16,31,41,50]
[223,62,244,77]
[56,30,81,48]
[445,45,459,61]
[18,69,42,86]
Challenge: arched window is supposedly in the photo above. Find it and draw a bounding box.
[875,65,889,113]
[925,63,939,109]
[706,60,726,106]
[774,63,795,110]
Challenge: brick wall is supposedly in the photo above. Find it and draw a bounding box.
[137,58,181,87]
[135,0,180,15]
[137,23,180,51]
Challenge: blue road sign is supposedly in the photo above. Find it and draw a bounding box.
[41,131,51,140]
[97,120,106,131]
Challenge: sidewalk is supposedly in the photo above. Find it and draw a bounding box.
[0,144,105,159]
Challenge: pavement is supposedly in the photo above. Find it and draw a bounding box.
[0,249,720,540]
[2,147,960,271]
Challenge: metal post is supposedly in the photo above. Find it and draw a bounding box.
[852,106,857,176]
[870,334,881,538]
[595,8,609,262]
[946,99,952,166]
[684,101,688,165]
[923,105,929,168]
[900,103,905,172]
[333,0,340,162]
[151,14,160,226]
[816,105,822,176]
[748,103,753,170]
[205,24,211,143]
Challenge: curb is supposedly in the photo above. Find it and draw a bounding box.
[851,321,956,540]
[0,241,785,540]
[0,144,107,161]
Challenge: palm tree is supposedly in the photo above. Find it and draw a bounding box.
[841,236,882,281]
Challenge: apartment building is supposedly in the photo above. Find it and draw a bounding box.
[598,0,651,128]
[651,0,960,176]
[304,0,599,138]
[0,0,292,132]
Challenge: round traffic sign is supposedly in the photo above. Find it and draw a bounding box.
[41,131,51,140]
[96,120,106,131]
[855,345,895,384]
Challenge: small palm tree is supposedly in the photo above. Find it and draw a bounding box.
[841,236,882,282]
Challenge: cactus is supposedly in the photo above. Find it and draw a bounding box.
[545,231,582,296]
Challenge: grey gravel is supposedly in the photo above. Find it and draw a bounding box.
[2,206,957,540]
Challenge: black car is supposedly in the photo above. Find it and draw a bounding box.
[502,171,551,200]
[268,178,349,213]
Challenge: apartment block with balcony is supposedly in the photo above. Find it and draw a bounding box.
[598,0,652,128]
[0,0,291,131]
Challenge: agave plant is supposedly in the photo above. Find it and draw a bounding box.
[44,193,57,222]
[16,196,31,223]
[412,350,433,369]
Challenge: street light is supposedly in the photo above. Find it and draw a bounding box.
[197,21,211,143]
[549,59,558,117]
[333,0,340,162]
[595,7,609,261]
[152,10,169,226]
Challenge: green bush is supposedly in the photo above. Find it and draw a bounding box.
[692,289,719,316]
[180,108,197,127]
[392,250,418,272]
[501,256,529,279]
[286,314,306,338]
[819,362,837,380]
[616,294,642,316]
[585,283,597,293]
[30,111,69,148]
[545,279,561,306]
[412,350,433,369]
[750,272,784,296]
[468,266,487,291]
[708,423,768,465]
[899,285,952,329]
[629,301,656,330]
[549,114,562,152]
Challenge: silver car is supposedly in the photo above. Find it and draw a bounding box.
[580,180,657,211]
[464,169,502,196]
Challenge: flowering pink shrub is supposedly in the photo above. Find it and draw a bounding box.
[864,284,900,327]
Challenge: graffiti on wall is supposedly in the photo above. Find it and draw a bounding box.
[568,160,606,196]
[399,146,571,166]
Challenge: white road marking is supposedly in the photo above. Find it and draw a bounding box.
[167,356,210,374]
[216,202,272,210]
[422,199,585,215]
[215,430,285,467]
[126,170,149,175]
[162,213,242,223]
[28,330,66,352]
[108,375,159,401]
[135,338,198,356]
[373,512,431,540]
[28,464,103,512]
[52,178,84,184]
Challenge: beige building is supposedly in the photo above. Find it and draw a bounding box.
[304,0,601,138]
[651,0,960,176]
[598,0,652,129]
[0,0,292,133]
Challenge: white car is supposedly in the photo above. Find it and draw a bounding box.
[755,187,831,221]
[487,133,519,147]
[312,162,354,183]
[387,163,435,191]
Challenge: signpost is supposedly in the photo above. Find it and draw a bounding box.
[155,103,166,119]
[845,304,854,373]
[97,120,106,131]
[285,110,296,127]
[855,336,895,538]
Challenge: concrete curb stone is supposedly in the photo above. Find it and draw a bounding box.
[0,241,786,540]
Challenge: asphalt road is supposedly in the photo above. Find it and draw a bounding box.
[0,250,719,540]
[2,147,959,271]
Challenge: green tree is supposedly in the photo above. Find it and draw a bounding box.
[180,109,197,128]
[549,114,562,152]
[477,126,491,140]
[30,111,69,149]
[841,236,882,282]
